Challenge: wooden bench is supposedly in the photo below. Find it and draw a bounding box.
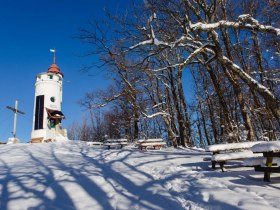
[87,141,103,147]
[137,139,166,150]
[212,150,262,172]
[103,139,128,149]
[205,141,265,172]
[29,137,44,143]
[44,139,53,143]
[251,141,280,182]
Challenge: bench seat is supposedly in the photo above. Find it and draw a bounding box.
[243,157,265,166]
[254,165,280,173]
[205,141,267,171]
[103,142,128,146]
[87,141,103,146]
[137,139,163,143]
[104,139,128,149]
[139,142,166,147]
[137,139,166,150]
[243,157,279,166]
[212,151,263,172]
[212,151,262,162]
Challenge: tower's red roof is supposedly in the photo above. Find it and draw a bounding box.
[47,63,64,77]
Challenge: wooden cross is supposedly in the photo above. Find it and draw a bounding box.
[6,100,25,138]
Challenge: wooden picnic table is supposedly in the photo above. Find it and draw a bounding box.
[87,141,103,147]
[137,139,166,150]
[103,139,128,149]
[205,141,265,171]
[251,141,280,182]
[29,137,44,143]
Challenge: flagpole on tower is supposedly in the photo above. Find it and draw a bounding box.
[50,49,56,64]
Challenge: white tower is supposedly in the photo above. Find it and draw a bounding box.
[31,50,68,142]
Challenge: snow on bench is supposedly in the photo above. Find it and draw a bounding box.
[137,139,166,150]
[212,151,262,162]
[243,157,265,167]
[103,139,128,149]
[212,151,263,172]
[87,141,103,146]
[243,157,280,167]
[206,141,266,152]
[251,141,280,153]
[205,141,266,172]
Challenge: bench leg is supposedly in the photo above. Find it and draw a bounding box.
[264,172,271,182]
[219,161,225,172]
[211,152,219,169]
[212,161,216,169]
[264,157,273,182]
[139,146,142,150]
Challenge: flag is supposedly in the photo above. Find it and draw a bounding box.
[50,49,56,52]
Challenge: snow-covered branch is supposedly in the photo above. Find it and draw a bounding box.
[190,14,280,36]
[152,102,165,109]
[151,43,212,72]
[127,13,169,52]
[127,13,195,52]
[90,93,123,109]
[221,56,277,100]
[142,111,170,119]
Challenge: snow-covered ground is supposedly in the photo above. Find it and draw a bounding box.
[0,141,279,210]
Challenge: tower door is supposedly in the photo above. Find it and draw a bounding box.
[34,95,44,130]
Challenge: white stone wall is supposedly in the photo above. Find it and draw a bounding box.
[31,72,64,140]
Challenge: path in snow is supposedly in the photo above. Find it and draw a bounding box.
[0,142,280,210]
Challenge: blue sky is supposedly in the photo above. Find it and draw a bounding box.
[0,0,130,142]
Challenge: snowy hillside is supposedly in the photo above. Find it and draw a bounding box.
[0,142,279,210]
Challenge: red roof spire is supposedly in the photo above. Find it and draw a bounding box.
[48,49,64,77]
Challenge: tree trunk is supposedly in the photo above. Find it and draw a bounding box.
[198,95,211,145]
[220,29,255,141]
[205,64,236,142]
[177,69,193,146]
[168,68,187,147]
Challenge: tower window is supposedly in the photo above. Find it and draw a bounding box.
[50,97,56,102]
[48,75,53,79]
[34,95,44,130]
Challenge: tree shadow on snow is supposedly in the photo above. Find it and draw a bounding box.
[0,143,242,210]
